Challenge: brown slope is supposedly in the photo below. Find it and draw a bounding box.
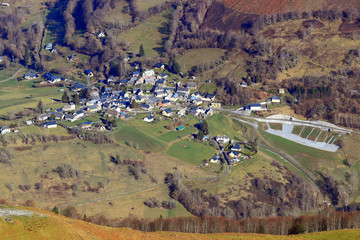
[222,0,360,15]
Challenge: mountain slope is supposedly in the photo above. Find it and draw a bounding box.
[1,206,360,240]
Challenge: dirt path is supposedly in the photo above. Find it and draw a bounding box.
[0,67,24,83]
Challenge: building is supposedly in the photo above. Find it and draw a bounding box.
[230,142,242,152]
[270,96,281,103]
[210,103,221,108]
[0,126,11,134]
[154,63,165,69]
[85,69,94,77]
[143,115,154,122]
[216,135,230,144]
[143,69,155,77]
[24,73,37,80]
[63,103,76,111]
[79,122,92,129]
[97,30,105,38]
[44,121,57,128]
[45,43,53,50]
[162,108,173,117]
[176,126,185,131]
[37,113,49,121]
[243,103,267,112]
[279,88,285,94]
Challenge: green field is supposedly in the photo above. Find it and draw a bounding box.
[114,126,167,152]
[167,139,216,165]
[268,123,282,130]
[300,127,313,138]
[157,127,197,143]
[138,0,169,11]
[117,10,171,57]
[207,114,246,141]
[292,125,304,135]
[307,128,322,141]
[177,48,226,72]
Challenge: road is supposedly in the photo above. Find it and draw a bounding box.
[0,67,24,83]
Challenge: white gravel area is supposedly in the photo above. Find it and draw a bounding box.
[0,207,45,218]
[266,124,339,152]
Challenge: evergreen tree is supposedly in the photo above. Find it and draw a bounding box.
[51,206,59,214]
[37,99,44,113]
[139,44,145,57]
[197,129,204,140]
[73,93,80,105]
[24,47,31,66]
[201,120,209,135]
[62,91,70,103]
[171,61,181,74]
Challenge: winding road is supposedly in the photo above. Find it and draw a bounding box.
[0,67,24,83]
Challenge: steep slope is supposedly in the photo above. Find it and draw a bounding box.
[1,206,360,240]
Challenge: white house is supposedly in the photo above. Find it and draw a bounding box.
[215,135,230,144]
[143,69,155,77]
[0,126,11,134]
[44,121,57,128]
[97,31,105,38]
[37,113,49,121]
[1,3,10,7]
[270,96,281,103]
[63,103,76,111]
[25,120,33,125]
[143,115,154,122]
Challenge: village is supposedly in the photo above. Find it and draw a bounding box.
[0,60,268,169]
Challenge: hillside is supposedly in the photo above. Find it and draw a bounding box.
[222,0,360,15]
[1,205,360,240]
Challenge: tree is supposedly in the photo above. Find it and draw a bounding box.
[62,91,70,103]
[80,88,91,100]
[130,99,140,109]
[171,61,181,74]
[139,44,145,57]
[24,47,31,66]
[73,93,80,105]
[201,120,209,135]
[196,129,204,140]
[52,206,59,214]
[37,99,44,113]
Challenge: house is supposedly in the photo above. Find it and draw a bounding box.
[177,86,190,94]
[85,69,94,77]
[229,151,241,158]
[176,126,185,131]
[86,104,101,112]
[37,113,49,121]
[97,30,105,38]
[132,71,140,77]
[67,55,77,61]
[177,108,186,117]
[79,122,92,129]
[240,81,248,88]
[216,135,230,144]
[45,43,53,50]
[72,83,87,91]
[119,79,129,85]
[0,56,4,62]
[270,96,281,103]
[94,124,106,131]
[158,72,168,79]
[231,143,242,152]
[74,110,84,119]
[25,120,33,125]
[210,155,221,164]
[144,77,156,85]
[52,111,64,120]
[156,79,166,86]
[143,69,155,77]
[44,121,57,129]
[279,88,285,94]
[0,126,11,134]
[140,103,152,111]
[143,115,154,122]
[44,73,61,83]
[63,103,75,111]
[162,108,173,117]
[105,109,119,118]
[65,114,75,122]
[193,98,203,106]
[1,3,10,6]
[243,103,266,112]
[210,103,221,108]
[187,82,197,89]
[24,73,37,80]
[154,63,165,69]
